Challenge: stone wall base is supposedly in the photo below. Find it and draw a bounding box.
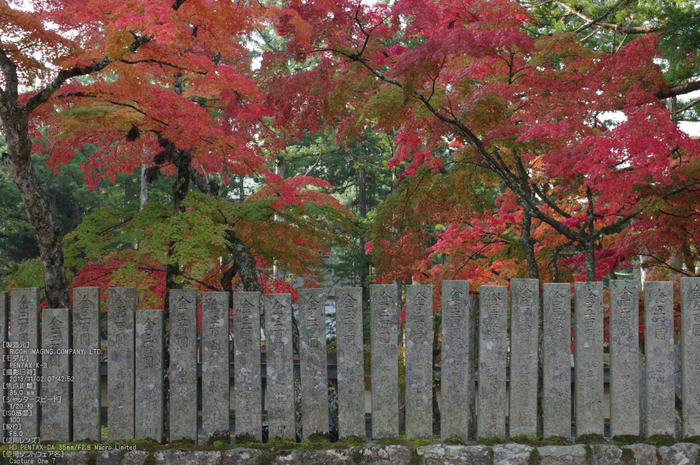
[23,441,698,465]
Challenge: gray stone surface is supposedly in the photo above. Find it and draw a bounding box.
[299,288,329,438]
[72,287,102,441]
[0,292,6,443]
[201,292,230,442]
[681,277,700,438]
[537,445,586,465]
[153,450,221,465]
[223,448,264,465]
[405,284,433,439]
[135,310,164,442]
[264,293,295,439]
[370,284,399,439]
[623,444,658,465]
[493,443,534,465]
[543,284,572,439]
[658,443,700,465]
[234,292,262,441]
[589,444,622,465]
[169,289,198,441]
[509,278,539,437]
[108,287,136,440]
[121,451,150,465]
[41,307,71,441]
[644,281,675,437]
[574,282,604,438]
[441,281,474,442]
[335,287,365,439]
[477,285,507,438]
[10,288,40,442]
[360,443,411,465]
[609,280,640,438]
[273,449,359,464]
[96,449,121,465]
[58,451,92,465]
[417,444,491,465]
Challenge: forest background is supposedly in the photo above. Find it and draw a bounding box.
[2,0,700,325]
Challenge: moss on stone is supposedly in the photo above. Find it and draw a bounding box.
[299,434,332,450]
[612,435,640,445]
[476,436,508,446]
[333,436,366,449]
[234,433,264,447]
[442,437,465,446]
[142,453,156,465]
[644,434,676,447]
[255,449,276,465]
[528,447,542,465]
[620,447,636,465]
[684,435,700,445]
[576,434,607,445]
[537,436,572,446]
[410,448,422,465]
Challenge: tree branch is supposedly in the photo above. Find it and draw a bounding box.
[22,35,151,114]
[555,1,658,34]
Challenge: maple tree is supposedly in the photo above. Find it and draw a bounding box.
[270,0,700,286]
[1,0,357,311]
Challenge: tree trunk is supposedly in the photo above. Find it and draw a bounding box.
[520,209,540,280]
[358,165,370,307]
[0,109,70,308]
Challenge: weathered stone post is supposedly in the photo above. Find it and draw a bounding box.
[509,279,539,437]
[370,284,399,439]
[108,287,136,440]
[0,292,6,443]
[234,292,262,441]
[609,280,640,438]
[264,294,295,439]
[574,282,604,438]
[543,283,571,439]
[681,277,700,438]
[440,281,473,441]
[644,281,675,437]
[169,289,198,441]
[477,285,507,438]
[405,284,433,439]
[135,310,164,442]
[201,292,230,442]
[299,288,329,438]
[335,287,365,439]
[41,308,71,441]
[72,287,101,441]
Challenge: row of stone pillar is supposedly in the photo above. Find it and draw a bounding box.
[2,278,700,444]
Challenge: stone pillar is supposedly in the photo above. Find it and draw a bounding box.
[72,287,102,441]
[108,287,136,440]
[681,277,700,438]
[543,283,571,439]
[233,292,262,441]
[405,285,433,439]
[644,281,675,437]
[477,285,507,438]
[509,279,539,437]
[335,287,365,439]
[609,280,640,438]
[41,308,71,441]
[8,289,40,443]
[264,294,295,439]
[370,284,399,439]
[0,292,7,443]
[299,289,328,438]
[574,282,604,438]
[169,289,198,441]
[440,281,472,441]
[202,292,230,442]
[135,310,164,442]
